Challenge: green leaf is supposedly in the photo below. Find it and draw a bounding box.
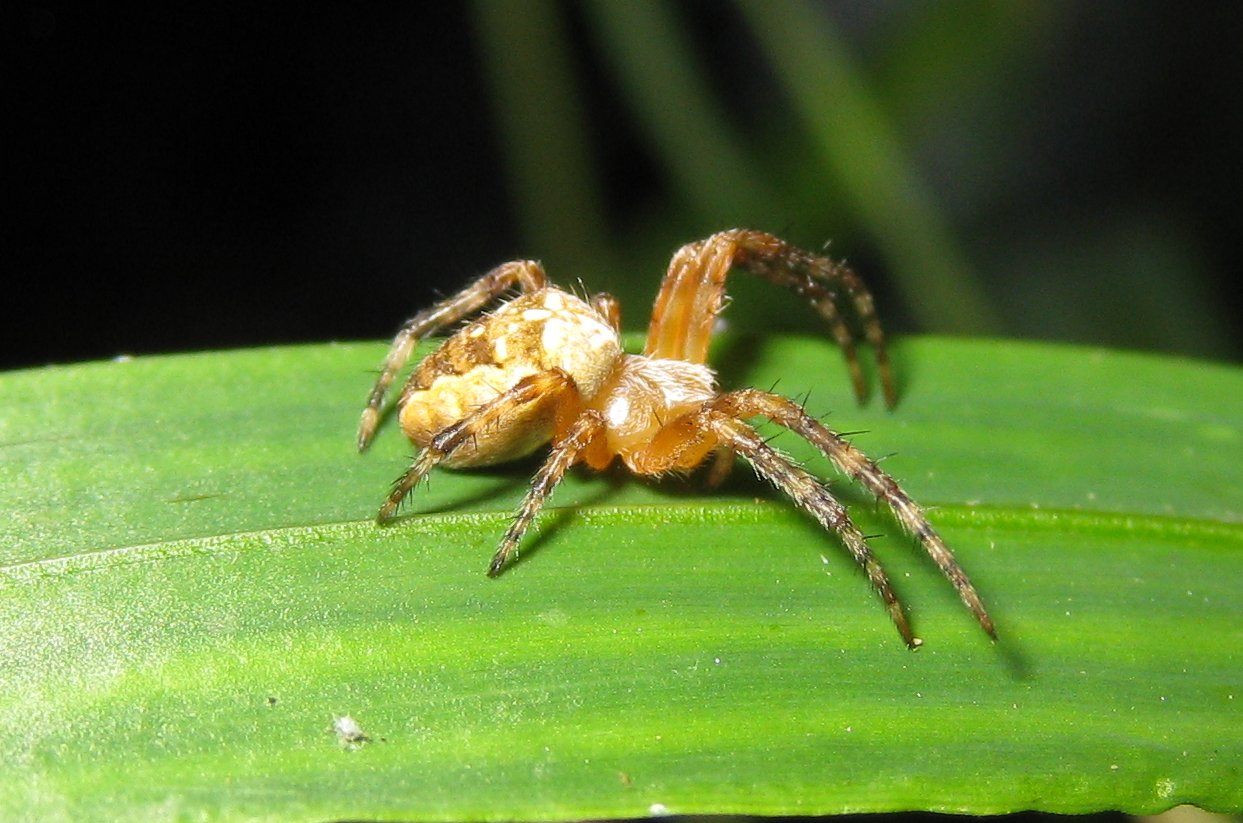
[2,336,1241,820]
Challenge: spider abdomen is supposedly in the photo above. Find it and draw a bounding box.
[398,287,620,467]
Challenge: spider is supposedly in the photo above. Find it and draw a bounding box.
[357,229,994,647]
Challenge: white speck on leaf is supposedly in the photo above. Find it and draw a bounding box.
[332,715,371,749]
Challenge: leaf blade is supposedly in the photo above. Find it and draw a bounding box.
[2,337,1241,819]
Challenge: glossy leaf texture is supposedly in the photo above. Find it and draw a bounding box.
[1,336,1241,820]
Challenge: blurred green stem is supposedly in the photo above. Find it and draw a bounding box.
[583,1,780,226]
[469,0,612,275]
[738,0,1001,333]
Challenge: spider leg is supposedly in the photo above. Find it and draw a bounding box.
[710,389,995,640]
[627,405,912,645]
[358,259,548,451]
[708,414,915,647]
[487,410,606,577]
[645,229,896,407]
[376,368,574,522]
[590,292,622,332]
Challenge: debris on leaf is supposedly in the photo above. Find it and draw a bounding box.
[331,715,371,749]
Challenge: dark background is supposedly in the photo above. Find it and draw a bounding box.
[8,3,1242,372]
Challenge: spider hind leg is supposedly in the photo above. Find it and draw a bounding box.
[487,410,606,577]
[376,368,575,522]
[359,260,548,451]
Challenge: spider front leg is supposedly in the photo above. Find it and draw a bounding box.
[646,229,896,407]
[634,406,915,646]
[358,259,548,451]
[710,389,995,640]
[715,415,920,644]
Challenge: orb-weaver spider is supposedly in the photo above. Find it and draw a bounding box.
[358,229,994,647]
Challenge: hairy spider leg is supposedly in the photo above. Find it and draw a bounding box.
[376,369,577,522]
[712,415,917,647]
[644,229,897,408]
[487,410,606,577]
[710,389,995,640]
[627,402,915,646]
[358,260,549,451]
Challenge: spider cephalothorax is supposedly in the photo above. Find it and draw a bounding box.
[358,229,994,647]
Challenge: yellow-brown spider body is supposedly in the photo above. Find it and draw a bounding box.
[588,356,717,473]
[358,229,995,647]
[397,288,619,467]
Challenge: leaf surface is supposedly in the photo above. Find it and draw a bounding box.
[1,337,1241,820]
